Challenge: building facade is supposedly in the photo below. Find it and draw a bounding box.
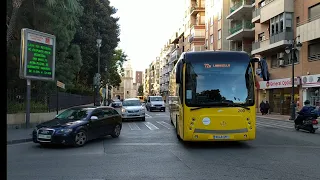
[206,0,231,50]
[252,0,320,115]
[226,0,254,54]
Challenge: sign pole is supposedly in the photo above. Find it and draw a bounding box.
[56,82,59,115]
[26,79,31,128]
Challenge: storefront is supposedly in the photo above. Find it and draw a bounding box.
[301,74,320,106]
[258,77,300,115]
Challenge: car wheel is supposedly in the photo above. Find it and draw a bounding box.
[111,124,121,138]
[74,130,87,147]
[141,117,146,121]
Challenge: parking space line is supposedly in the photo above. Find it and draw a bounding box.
[156,121,173,129]
[128,123,141,130]
[143,122,159,130]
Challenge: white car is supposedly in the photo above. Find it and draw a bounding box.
[121,98,145,121]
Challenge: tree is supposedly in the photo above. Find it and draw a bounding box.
[138,85,144,96]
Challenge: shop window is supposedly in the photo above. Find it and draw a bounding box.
[308,41,320,61]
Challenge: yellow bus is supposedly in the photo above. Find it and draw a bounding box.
[169,51,269,142]
[137,96,144,103]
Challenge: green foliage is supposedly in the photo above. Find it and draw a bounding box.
[7,0,126,96]
[138,85,144,96]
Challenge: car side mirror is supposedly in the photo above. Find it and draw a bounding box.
[90,116,98,121]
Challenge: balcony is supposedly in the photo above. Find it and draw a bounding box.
[230,43,252,55]
[226,21,255,41]
[260,0,294,24]
[297,15,320,43]
[191,45,205,52]
[252,8,260,23]
[227,0,255,20]
[190,5,205,16]
[251,30,293,55]
[169,48,181,64]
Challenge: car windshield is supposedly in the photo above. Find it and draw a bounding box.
[122,100,141,106]
[185,57,254,107]
[56,108,94,120]
[150,97,163,101]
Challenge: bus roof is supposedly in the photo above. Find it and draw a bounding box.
[180,51,250,64]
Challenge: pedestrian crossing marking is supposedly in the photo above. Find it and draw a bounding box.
[156,121,173,129]
[128,123,141,130]
[143,122,159,130]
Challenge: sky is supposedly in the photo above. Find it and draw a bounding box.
[109,0,185,72]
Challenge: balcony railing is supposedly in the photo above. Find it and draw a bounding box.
[252,8,260,18]
[230,0,255,13]
[229,21,254,35]
[269,30,293,44]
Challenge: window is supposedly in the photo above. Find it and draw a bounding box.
[270,55,278,68]
[258,32,265,41]
[308,42,320,61]
[218,30,221,40]
[91,109,104,119]
[102,108,114,117]
[117,86,119,90]
[296,16,300,26]
[210,35,213,44]
[309,3,320,20]
[259,0,265,8]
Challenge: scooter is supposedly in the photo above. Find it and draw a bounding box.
[294,112,319,133]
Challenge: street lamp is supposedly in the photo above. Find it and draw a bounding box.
[94,37,102,106]
[284,36,302,120]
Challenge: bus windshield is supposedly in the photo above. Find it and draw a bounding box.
[185,58,254,107]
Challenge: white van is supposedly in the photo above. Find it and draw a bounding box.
[146,96,165,112]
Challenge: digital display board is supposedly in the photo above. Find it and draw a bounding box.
[20,28,56,81]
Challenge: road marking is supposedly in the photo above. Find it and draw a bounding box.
[110,142,177,146]
[143,122,159,130]
[256,121,293,129]
[145,114,152,118]
[156,121,173,129]
[128,123,141,130]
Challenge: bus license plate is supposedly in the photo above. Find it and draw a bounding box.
[214,135,229,139]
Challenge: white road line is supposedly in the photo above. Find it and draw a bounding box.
[256,121,294,128]
[156,121,173,129]
[128,123,141,130]
[143,122,159,130]
[256,122,292,129]
[145,114,152,118]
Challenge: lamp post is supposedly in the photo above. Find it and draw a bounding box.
[94,37,102,106]
[285,36,302,120]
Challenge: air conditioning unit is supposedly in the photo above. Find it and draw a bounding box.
[277,52,284,59]
[279,59,285,67]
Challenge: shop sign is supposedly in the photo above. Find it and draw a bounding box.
[301,74,320,88]
[258,77,300,89]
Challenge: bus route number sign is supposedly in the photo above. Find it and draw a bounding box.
[19,28,56,81]
[204,63,230,68]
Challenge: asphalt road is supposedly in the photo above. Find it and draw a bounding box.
[7,109,320,180]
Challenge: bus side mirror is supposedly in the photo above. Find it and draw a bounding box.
[176,61,183,84]
[251,57,270,81]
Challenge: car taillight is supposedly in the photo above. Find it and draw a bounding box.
[312,120,318,124]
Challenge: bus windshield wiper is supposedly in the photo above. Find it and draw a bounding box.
[221,102,250,110]
[190,107,204,111]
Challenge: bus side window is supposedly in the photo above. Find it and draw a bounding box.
[179,85,183,104]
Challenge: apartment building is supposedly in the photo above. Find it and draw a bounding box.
[148,58,161,96]
[144,68,150,97]
[226,0,255,54]
[206,0,231,50]
[252,0,320,115]
[184,0,206,52]
[159,42,174,98]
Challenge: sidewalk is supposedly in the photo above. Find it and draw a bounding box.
[256,113,293,122]
[7,103,94,145]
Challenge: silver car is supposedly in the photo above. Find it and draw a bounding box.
[121,98,145,121]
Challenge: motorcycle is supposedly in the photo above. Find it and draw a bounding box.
[294,111,318,133]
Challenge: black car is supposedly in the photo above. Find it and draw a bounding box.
[32,106,122,147]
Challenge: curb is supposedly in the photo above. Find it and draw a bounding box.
[257,116,294,123]
[7,138,33,145]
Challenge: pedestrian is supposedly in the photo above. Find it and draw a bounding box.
[260,100,266,115]
[265,101,270,114]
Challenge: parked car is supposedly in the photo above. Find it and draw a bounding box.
[121,98,145,121]
[32,105,122,147]
[146,96,166,112]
